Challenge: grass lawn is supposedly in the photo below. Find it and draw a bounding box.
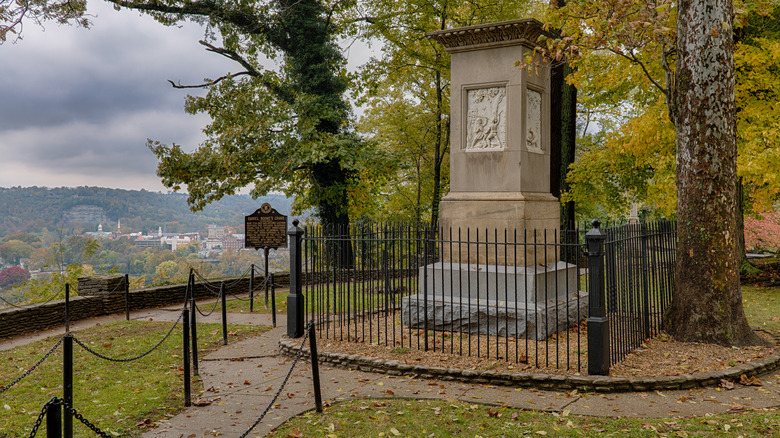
[266,398,779,438]
[219,291,289,314]
[742,285,780,333]
[263,283,780,438]
[0,320,268,437]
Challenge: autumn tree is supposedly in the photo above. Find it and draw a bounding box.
[0,266,30,289]
[538,0,766,345]
[666,0,760,345]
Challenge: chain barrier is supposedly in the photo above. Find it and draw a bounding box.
[0,293,27,309]
[0,283,68,310]
[238,320,313,438]
[73,310,183,363]
[1,337,63,394]
[27,396,56,438]
[191,266,252,292]
[192,270,219,296]
[28,397,111,438]
[194,294,221,317]
[64,399,112,437]
[227,290,252,302]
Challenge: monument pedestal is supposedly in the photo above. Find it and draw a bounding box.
[416,20,586,342]
[439,191,561,266]
[401,261,586,340]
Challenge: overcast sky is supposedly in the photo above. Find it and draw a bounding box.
[0,2,371,192]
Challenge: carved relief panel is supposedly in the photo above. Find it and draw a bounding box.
[526,88,542,152]
[465,87,506,151]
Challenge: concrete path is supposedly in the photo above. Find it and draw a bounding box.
[2,298,779,438]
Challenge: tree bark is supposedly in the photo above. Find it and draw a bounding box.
[666,0,761,346]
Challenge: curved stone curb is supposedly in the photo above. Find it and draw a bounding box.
[279,332,780,393]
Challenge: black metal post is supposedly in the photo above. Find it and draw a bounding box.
[249,264,255,313]
[183,308,191,407]
[287,219,305,338]
[309,322,323,413]
[64,283,70,333]
[270,273,277,328]
[641,223,651,339]
[46,398,62,438]
[63,334,73,438]
[124,273,130,321]
[586,219,610,376]
[423,228,429,352]
[221,282,228,345]
[264,247,270,307]
[189,274,199,377]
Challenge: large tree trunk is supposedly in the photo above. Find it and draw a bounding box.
[666,0,761,346]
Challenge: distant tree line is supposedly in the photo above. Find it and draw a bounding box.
[0,186,294,238]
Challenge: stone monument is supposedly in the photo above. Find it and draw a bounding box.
[400,19,586,340]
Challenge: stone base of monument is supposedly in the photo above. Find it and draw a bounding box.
[400,292,588,341]
[400,261,587,340]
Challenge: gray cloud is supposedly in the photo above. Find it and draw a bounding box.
[0,1,234,190]
[0,1,374,192]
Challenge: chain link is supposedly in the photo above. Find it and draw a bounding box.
[194,295,221,317]
[238,320,313,438]
[73,311,182,362]
[1,337,63,394]
[28,398,112,438]
[63,401,111,438]
[27,397,56,438]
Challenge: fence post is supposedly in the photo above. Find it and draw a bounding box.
[586,219,610,376]
[249,264,255,313]
[124,273,130,321]
[264,247,271,307]
[183,308,191,407]
[641,223,651,339]
[63,334,73,438]
[221,281,228,345]
[288,219,305,338]
[308,321,323,413]
[46,398,62,438]
[270,273,277,328]
[189,273,199,377]
[64,283,70,333]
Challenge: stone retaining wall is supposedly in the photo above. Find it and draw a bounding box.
[0,273,290,340]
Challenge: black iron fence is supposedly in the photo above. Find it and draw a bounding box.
[604,221,677,366]
[289,219,676,375]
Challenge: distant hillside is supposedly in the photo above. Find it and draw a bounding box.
[0,186,295,237]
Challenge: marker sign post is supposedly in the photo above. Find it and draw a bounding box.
[245,203,287,306]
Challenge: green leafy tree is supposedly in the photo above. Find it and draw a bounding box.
[0,0,88,42]
[114,0,384,230]
[0,239,34,266]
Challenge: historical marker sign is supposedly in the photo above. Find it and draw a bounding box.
[245,203,288,249]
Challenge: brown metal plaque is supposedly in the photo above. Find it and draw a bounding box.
[244,203,288,249]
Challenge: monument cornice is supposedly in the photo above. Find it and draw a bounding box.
[426,18,557,53]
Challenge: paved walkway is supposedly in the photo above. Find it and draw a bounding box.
[2,300,779,437]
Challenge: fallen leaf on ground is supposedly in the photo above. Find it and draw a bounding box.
[739,374,762,386]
